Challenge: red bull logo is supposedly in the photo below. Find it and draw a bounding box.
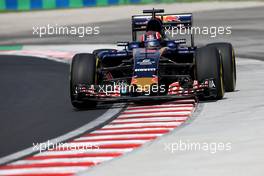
[163,15,180,22]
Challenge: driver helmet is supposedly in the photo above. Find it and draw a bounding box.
[140,31,162,49]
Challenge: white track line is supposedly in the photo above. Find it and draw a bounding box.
[112,117,187,123]
[35,149,133,156]
[11,157,112,165]
[102,122,180,128]
[124,107,193,113]
[91,128,174,133]
[119,111,191,118]
[126,104,193,110]
[0,167,87,175]
[74,134,163,141]
[63,140,149,146]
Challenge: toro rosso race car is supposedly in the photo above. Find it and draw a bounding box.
[70,9,236,109]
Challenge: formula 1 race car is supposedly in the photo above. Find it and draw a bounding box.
[70,9,236,109]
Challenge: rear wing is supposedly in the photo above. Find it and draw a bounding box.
[131,13,194,46]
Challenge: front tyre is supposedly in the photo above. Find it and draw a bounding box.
[195,46,225,100]
[207,42,236,92]
[70,53,97,109]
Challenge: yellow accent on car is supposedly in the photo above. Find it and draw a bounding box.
[131,77,156,91]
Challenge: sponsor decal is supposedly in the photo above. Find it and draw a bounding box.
[135,68,156,72]
[138,59,152,65]
[209,80,216,88]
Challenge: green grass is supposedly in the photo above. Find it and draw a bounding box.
[0,45,23,51]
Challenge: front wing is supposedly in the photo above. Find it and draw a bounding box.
[72,79,217,103]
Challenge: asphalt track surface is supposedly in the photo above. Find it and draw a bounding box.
[0,55,108,158]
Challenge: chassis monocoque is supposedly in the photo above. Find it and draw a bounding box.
[70,9,236,109]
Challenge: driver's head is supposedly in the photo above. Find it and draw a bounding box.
[146,18,163,33]
[140,31,162,49]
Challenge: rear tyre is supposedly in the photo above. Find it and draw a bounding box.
[70,53,97,109]
[195,46,225,100]
[207,42,236,92]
